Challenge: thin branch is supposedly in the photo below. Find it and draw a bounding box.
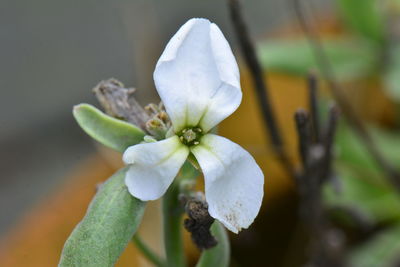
[294,109,312,168]
[228,0,296,179]
[308,72,321,143]
[292,0,400,189]
[321,105,340,181]
[292,75,345,266]
[294,106,345,266]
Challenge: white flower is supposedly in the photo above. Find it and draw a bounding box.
[123,18,264,233]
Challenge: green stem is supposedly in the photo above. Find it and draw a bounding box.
[132,234,166,267]
[162,161,199,267]
[196,222,230,267]
[163,180,186,267]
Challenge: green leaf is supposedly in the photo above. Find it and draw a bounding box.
[384,45,400,102]
[257,38,376,80]
[336,124,400,176]
[324,123,400,223]
[196,222,230,267]
[59,168,146,267]
[73,103,145,152]
[337,0,386,44]
[324,164,400,224]
[347,225,400,267]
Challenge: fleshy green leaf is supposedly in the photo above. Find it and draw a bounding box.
[384,45,400,102]
[347,225,400,267]
[59,168,146,267]
[257,38,376,80]
[196,222,230,267]
[337,0,386,44]
[73,103,145,152]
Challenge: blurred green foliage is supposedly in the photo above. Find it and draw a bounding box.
[337,0,385,43]
[258,0,400,264]
[384,45,400,102]
[258,38,377,81]
[348,225,400,267]
[329,123,400,265]
[257,0,400,102]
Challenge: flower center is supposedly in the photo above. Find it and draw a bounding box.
[178,127,203,146]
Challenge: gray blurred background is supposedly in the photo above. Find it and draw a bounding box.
[0,0,330,235]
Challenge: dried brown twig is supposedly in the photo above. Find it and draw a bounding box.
[308,73,321,143]
[228,0,297,179]
[294,76,345,267]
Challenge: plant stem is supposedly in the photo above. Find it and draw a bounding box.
[163,180,186,267]
[228,0,297,180]
[307,73,321,143]
[132,234,166,267]
[196,222,230,267]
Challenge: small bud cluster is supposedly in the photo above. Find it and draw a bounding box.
[145,102,171,140]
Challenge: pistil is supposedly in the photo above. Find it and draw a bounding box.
[178,127,203,146]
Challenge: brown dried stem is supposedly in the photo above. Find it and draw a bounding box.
[228,0,297,179]
[308,73,321,143]
[294,103,344,267]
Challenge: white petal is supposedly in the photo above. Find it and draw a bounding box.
[154,18,242,133]
[123,136,189,201]
[191,134,264,233]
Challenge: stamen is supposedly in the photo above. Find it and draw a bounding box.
[178,126,204,146]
